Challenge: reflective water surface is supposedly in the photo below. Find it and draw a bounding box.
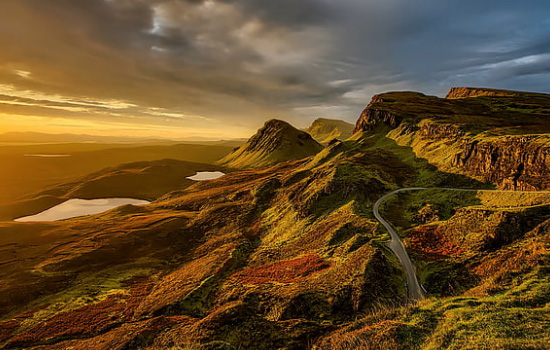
[186,171,225,181]
[15,198,150,222]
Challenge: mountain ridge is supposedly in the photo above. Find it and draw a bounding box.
[446,87,549,99]
[354,88,550,190]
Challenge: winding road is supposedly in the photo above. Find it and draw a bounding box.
[373,187,480,301]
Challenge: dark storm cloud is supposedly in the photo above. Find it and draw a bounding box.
[0,0,549,134]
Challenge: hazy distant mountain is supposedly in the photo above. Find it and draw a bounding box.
[305,118,355,143]
[0,132,245,144]
[0,131,175,144]
[218,119,324,168]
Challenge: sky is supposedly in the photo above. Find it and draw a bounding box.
[0,0,549,139]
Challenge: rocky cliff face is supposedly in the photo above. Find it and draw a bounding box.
[353,107,401,133]
[219,119,324,169]
[354,88,550,190]
[452,136,550,190]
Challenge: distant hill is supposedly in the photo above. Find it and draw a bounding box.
[218,119,323,168]
[0,131,246,144]
[304,118,355,143]
[39,159,222,201]
[0,131,174,144]
[0,142,237,202]
[0,159,223,220]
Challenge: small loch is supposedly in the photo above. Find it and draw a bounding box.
[15,198,150,222]
[186,171,225,181]
[23,154,71,158]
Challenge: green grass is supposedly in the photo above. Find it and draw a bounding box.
[2,114,550,349]
[218,120,324,169]
[420,272,550,350]
[366,91,550,136]
[317,264,550,349]
[305,118,355,144]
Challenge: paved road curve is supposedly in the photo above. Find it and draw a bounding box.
[373,188,428,301]
[374,187,487,301]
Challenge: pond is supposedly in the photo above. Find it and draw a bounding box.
[186,171,225,181]
[15,198,150,222]
[23,154,71,158]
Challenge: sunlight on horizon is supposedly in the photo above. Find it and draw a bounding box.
[0,112,252,140]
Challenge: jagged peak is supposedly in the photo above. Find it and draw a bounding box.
[218,119,323,168]
[249,119,315,146]
[262,119,295,130]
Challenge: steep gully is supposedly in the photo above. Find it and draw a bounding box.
[373,187,548,301]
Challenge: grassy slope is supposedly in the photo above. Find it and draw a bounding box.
[219,142,322,169]
[359,184,550,349]
[0,139,412,349]
[218,120,324,169]
[305,118,355,144]
[311,129,550,349]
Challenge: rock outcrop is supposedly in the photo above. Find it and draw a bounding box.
[219,119,324,169]
[354,88,550,190]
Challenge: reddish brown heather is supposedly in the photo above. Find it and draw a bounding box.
[407,225,464,260]
[0,305,47,344]
[317,319,402,350]
[13,306,45,320]
[232,254,330,284]
[473,238,548,279]
[21,316,183,350]
[5,277,154,348]
[0,320,19,343]
[121,276,155,319]
[6,295,127,347]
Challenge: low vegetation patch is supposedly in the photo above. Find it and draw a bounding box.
[232,254,330,284]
